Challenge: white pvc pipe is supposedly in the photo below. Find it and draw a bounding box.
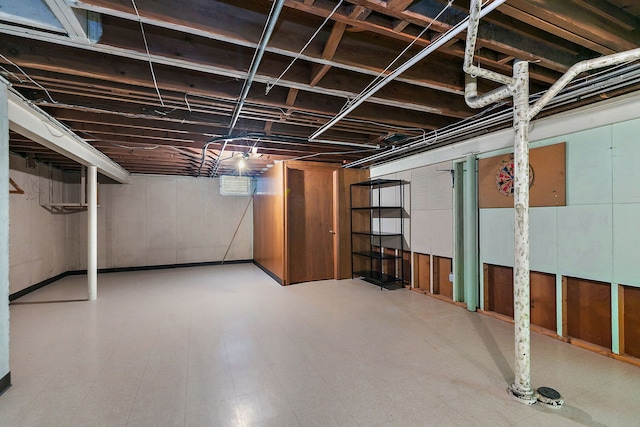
[463,0,514,87]
[87,165,97,301]
[529,47,640,119]
[464,74,512,108]
[309,0,508,141]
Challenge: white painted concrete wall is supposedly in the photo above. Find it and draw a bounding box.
[8,156,69,294]
[67,174,253,270]
[9,169,253,293]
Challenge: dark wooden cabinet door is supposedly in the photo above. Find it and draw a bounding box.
[287,168,334,284]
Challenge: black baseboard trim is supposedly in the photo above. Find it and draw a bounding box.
[8,272,70,302]
[9,259,254,301]
[0,372,10,397]
[253,260,283,285]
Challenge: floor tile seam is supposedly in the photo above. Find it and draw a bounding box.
[122,350,154,427]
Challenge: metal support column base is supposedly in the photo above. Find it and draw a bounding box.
[507,384,537,405]
[536,386,564,408]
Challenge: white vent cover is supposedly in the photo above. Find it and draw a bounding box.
[220,175,255,196]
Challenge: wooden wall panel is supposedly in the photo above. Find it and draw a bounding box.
[286,166,335,284]
[530,272,557,331]
[403,251,411,286]
[253,162,285,282]
[486,264,514,317]
[479,143,566,208]
[566,277,612,349]
[414,253,430,291]
[433,256,452,298]
[485,264,557,331]
[622,285,640,358]
[334,168,369,279]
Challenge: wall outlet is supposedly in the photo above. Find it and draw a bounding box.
[448,273,454,282]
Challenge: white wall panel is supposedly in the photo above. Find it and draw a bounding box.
[146,176,177,255]
[8,158,69,293]
[430,209,453,257]
[410,210,431,254]
[557,204,612,282]
[479,208,514,267]
[612,118,640,204]
[430,162,453,210]
[565,127,612,205]
[529,207,558,273]
[176,177,206,263]
[613,204,640,286]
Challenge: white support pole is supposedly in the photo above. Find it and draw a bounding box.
[0,77,11,392]
[508,59,536,404]
[87,165,97,301]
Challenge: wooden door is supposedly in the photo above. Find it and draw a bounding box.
[286,168,335,284]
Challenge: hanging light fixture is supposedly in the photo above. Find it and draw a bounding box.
[237,152,249,171]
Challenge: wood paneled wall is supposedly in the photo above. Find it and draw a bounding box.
[484,264,556,331]
[433,256,453,299]
[254,161,367,285]
[334,168,369,279]
[253,162,285,282]
[478,143,566,208]
[413,253,430,292]
[565,277,612,349]
[621,285,640,358]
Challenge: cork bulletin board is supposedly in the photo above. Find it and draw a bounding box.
[478,142,566,208]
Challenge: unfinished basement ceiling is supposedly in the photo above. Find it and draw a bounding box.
[2,0,640,177]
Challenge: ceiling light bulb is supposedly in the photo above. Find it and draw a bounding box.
[238,158,246,170]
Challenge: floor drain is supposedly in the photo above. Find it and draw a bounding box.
[536,386,564,408]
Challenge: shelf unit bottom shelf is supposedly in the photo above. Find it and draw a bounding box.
[354,270,405,290]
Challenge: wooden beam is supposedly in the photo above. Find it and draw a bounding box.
[310,21,347,87]
[9,178,25,194]
[321,21,348,60]
[285,88,299,107]
[309,64,331,87]
[568,0,638,32]
[505,0,640,53]
[264,120,273,135]
[392,20,409,32]
[348,5,371,20]
[386,0,415,12]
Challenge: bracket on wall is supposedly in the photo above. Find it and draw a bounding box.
[9,177,24,194]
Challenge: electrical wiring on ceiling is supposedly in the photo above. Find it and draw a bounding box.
[265,0,344,95]
[130,0,165,107]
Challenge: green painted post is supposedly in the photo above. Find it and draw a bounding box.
[453,161,465,303]
[463,155,478,311]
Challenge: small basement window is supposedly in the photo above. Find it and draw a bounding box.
[219,175,255,196]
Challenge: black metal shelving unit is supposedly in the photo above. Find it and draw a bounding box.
[350,178,405,290]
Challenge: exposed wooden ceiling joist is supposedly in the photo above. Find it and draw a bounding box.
[1,0,639,177]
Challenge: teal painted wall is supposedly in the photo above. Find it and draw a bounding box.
[480,117,640,289]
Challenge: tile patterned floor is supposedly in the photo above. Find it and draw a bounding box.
[2,264,640,426]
